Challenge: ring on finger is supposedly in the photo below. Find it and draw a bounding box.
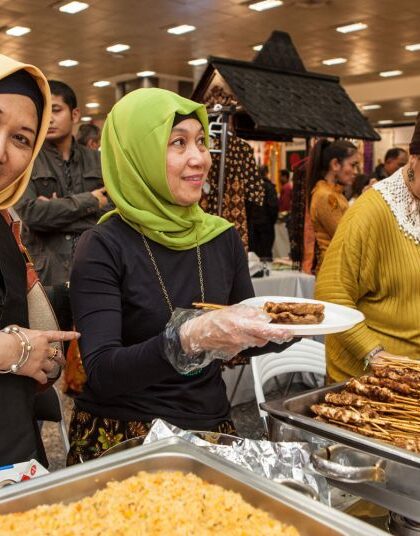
[48,346,59,361]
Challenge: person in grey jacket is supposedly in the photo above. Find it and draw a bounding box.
[16,80,110,330]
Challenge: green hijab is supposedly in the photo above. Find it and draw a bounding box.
[99,87,232,250]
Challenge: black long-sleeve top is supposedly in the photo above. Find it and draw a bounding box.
[70,216,255,430]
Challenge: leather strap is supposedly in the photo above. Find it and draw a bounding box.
[1,209,39,292]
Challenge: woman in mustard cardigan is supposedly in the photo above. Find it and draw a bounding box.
[316,122,420,382]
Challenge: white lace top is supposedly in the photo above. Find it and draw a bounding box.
[374,169,420,245]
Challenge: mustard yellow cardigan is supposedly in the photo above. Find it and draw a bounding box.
[315,188,420,381]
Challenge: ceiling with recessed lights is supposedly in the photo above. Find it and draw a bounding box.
[1,0,420,127]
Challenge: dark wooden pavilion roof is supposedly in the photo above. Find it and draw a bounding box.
[192,31,380,142]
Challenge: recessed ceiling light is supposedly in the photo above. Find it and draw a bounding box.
[379,70,403,77]
[404,111,418,117]
[405,43,420,52]
[86,102,99,108]
[167,24,196,35]
[336,22,368,33]
[58,59,79,67]
[322,57,347,65]
[378,120,393,125]
[59,1,89,14]
[137,70,156,77]
[253,44,263,51]
[362,104,381,110]
[6,26,31,37]
[188,58,207,66]
[93,80,111,87]
[249,0,283,11]
[81,116,92,122]
[106,43,130,53]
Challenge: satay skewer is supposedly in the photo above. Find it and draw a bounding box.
[312,404,420,434]
[372,366,420,391]
[346,379,420,406]
[371,356,420,374]
[359,375,420,398]
[192,302,226,310]
[324,392,420,412]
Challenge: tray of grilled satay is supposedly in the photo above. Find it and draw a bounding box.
[262,354,420,468]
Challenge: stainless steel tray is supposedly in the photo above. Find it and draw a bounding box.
[262,385,420,522]
[0,437,385,536]
[262,382,420,468]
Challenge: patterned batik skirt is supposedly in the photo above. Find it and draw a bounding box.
[66,406,237,466]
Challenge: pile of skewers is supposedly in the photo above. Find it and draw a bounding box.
[311,355,420,453]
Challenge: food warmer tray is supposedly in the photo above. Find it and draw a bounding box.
[0,437,384,536]
[262,384,420,521]
[262,382,420,467]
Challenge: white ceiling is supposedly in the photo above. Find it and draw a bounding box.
[1,0,420,125]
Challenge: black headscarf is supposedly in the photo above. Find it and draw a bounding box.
[172,112,199,127]
[0,69,44,127]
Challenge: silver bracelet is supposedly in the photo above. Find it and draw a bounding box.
[363,345,384,369]
[0,325,33,374]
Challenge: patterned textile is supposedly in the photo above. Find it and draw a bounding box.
[289,158,307,266]
[63,339,86,396]
[363,140,374,177]
[66,407,237,465]
[201,135,264,248]
[222,354,250,369]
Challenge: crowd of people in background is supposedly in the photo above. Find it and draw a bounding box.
[247,144,410,264]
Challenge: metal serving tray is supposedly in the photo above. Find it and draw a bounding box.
[0,437,385,536]
[262,385,420,521]
[262,382,420,468]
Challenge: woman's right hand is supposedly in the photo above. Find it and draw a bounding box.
[2,328,80,384]
[180,304,293,359]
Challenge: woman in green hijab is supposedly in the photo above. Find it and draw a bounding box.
[67,88,293,463]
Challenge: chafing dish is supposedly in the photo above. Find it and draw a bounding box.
[0,437,384,535]
[262,385,420,521]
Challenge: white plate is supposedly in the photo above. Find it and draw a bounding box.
[240,295,365,336]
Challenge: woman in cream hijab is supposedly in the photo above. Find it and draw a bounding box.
[0,54,79,465]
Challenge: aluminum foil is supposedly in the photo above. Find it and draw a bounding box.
[143,419,330,503]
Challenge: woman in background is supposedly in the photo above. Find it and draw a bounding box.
[306,139,359,271]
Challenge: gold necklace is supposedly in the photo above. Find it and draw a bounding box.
[141,234,204,314]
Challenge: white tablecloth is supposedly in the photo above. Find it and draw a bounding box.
[223,270,316,406]
[251,270,315,300]
[272,222,290,259]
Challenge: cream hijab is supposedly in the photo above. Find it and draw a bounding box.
[0,54,51,209]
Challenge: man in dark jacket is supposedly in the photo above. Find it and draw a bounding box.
[16,80,109,329]
[372,147,408,180]
[247,166,278,260]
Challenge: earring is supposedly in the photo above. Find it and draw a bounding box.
[407,167,415,183]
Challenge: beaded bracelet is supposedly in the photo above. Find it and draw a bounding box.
[0,325,33,374]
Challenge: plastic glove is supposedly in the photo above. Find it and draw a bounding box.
[163,305,293,374]
[181,304,292,357]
